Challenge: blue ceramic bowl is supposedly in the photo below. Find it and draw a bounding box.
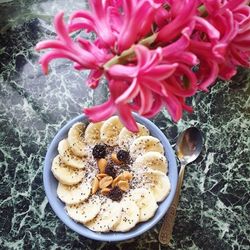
[43,114,178,242]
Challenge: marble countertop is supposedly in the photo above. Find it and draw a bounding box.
[0,1,249,249]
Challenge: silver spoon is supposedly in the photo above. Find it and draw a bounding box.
[159,127,203,245]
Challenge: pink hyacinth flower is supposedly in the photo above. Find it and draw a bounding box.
[69,0,116,48]
[69,0,161,53]
[35,12,106,75]
[115,0,161,53]
[193,0,250,89]
[108,45,178,116]
[156,0,198,43]
[161,29,199,96]
[210,1,250,79]
[188,17,221,90]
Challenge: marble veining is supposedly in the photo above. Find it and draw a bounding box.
[0,1,249,249]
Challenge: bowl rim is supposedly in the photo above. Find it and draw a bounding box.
[43,114,178,242]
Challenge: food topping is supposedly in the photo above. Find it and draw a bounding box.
[91,177,99,194]
[99,176,113,189]
[104,164,117,178]
[97,158,107,173]
[117,150,130,163]
[92,144,106,158]
[108,186,123,201]
[117,180,129,192]
[111,152,122,165]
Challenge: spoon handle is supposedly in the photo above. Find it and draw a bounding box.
[158,165,185,245]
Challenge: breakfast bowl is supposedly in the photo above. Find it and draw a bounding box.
[43,113,178,242]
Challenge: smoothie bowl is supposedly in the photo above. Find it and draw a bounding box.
[43,114,178,241]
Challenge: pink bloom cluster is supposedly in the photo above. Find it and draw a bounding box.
[36,0,250,132]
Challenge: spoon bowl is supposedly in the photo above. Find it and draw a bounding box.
[176,127,203,166]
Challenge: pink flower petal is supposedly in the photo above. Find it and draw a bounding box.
[68,21,94,33]
[145,64,178,80]
[221,0,247,13]
[142,94,163,117]
[218,62,237,80]
[164,76,197,97]
[77,37,111,62]
[162,34,190,57]
[109,79,129,98]
[38,50,83,74]
[140,77,166,95]
[117,104,139,132]
[157,0,197,42]
[88,0,116,47]
[116,0,160,52]
[138,86,154,114]
[87,69,103,88]
[155,6,170,27]
[70,10,95,23]
[84,99,116,122]
[163,92,183,122]
[194,16,220,40]
[108,65,138,78]
[115,78,140,104]
[198,61,219,91]
[135,44,153,68]
[141,47,162,70]
[35,40,66,51]
[54,12,73,46]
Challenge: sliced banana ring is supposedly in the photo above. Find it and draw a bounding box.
[52,155,84,185]
[118,123,149,150]
[57,180,91,205]
[68,122,89,158]
[84,121,103,144]
[100,116,124,146]
[133,151,168,174]
[66,195,101,224]
[58,139,86,169]
[142,170,171,202]
[130,136,164,160]
[113,200,140,232]
[128,188,158,222]
[85,199,122,232]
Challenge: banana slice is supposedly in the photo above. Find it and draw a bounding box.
[128,188,158,222]
[51,155,84,185]
[130,136,164,160]
[133,151,168,174]
[58,139,86,169]
[85,199,122,232]
[113,200,140,232]
[100,116,124,146]
[143,170,171,202]
[66,195,101,224]
[57,180,91,205]
[118,123,150,149]
[84,122,104,144]
[68,122,89,157]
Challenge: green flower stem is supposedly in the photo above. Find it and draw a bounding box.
[103,33,157,70]
[198,4,207,17]
[140,33,157,47]
[103,46,135,70]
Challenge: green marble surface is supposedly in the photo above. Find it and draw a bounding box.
[0,1,249,249]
